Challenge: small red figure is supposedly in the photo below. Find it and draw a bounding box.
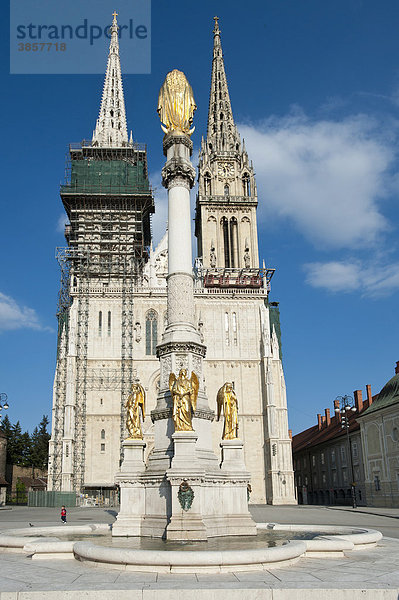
[61,505,67,524]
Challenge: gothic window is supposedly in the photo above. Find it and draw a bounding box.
[242,173,251,196]
[98,311,102,336]
[220,113,224,120]
[101,444,105,452]
[232,312,237,345]
[221,217,230,267]
[101,429,105,440]
[224,184,229,196]
[225,312,229,346]
[204,173,211,195]
[108,311,111,336]
[145,310,158,355]
[110,110,114,117]
[230,217,238,268]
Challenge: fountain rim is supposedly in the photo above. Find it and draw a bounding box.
[0,522,383,572]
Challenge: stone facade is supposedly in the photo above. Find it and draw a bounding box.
[48,18,296,506]
[357,362,399,507]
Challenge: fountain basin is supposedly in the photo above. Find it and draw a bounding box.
[0,523,383,573]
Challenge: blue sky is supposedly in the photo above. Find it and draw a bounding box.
[1,0,398,435]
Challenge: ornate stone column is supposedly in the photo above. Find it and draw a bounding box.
[148,131,218,476]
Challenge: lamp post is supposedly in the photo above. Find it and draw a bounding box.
[0,394,9,424]
[334,395,357,509]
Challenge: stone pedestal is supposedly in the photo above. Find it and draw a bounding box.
[220,438,249,474]
[112,440,146,537]
[166,431,207,541]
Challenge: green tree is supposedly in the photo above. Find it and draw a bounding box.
[9,421,24,465]
[1,415,13,463]
[30,415,50,469]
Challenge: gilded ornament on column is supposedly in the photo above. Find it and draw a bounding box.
[125,382,146,440]
[217,382,239,440]
[157,69,196,136]
[169,368,199,431]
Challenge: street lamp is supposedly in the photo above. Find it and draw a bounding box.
[334,395,357,509]
[0,394,9,422]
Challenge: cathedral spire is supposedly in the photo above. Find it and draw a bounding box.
[207,16,239,151]
[92,12,129,147]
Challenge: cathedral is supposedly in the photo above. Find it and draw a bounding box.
[47,16,296,505]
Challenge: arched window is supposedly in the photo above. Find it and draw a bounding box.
[229,217,238,268]
[145,310,158,355]
[98,311,102,336]
[107,311,111,336]
[204,173,211,195]
[225,312,230,346]
[232,312,238,345]
[221,217,230,267]
[224,184,229,196]
[242,173,251,196]
[101,429,105,440]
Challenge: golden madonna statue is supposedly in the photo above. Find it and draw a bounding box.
[157,69,196,136]
[125,382,146,440]
[169,368,199,431]
[217,382,239,440]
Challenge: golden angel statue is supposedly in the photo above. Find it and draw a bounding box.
[125,382,146,440]
[217,382,239,440]
[157,69,196,136]
[169,368,199,431]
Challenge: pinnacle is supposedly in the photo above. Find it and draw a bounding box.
[206,17,240,152]
[92,13,129,148]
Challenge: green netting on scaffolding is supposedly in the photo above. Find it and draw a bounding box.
[61,158,150,195]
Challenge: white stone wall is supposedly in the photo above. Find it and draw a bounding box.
[360,405,399,507]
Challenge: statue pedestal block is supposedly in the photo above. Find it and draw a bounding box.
[166,431,207,541]
[112,439,146,537]
[220,438,248,475]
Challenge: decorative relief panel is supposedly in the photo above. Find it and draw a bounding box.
[160,356,172,389]
[175,354,189,372]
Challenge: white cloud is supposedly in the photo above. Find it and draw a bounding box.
[57,213,69,233]
[0,292,52,333]
[240,114,395,249]
[304,260,399,297]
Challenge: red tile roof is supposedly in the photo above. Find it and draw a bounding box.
[292,410,361,453]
